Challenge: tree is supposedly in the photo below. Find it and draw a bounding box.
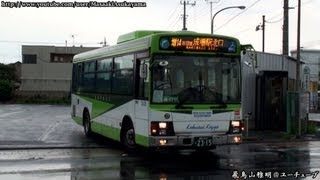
[0,63,16,102]
[0,63,16,81]
[0,80,14,101]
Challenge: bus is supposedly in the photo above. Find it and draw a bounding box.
[71,30,253,151]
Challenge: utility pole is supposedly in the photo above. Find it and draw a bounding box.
[262,15,265,52]
[71,34,76,47]
[255,15,266,52]
[182,0,186,30]
[180,0,196,30]
[103,37,107,47]
[283,0,289,56]
[206,0,219,33]
[206,0,213,25]
[296,0,301,137]
[99,37,108,47]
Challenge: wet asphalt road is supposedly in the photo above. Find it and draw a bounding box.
[0,104,320,180]
[0,104,96,148]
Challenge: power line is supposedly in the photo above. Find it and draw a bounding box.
[193,0,220,22]
[215,0,262,33]
[169,13,182,30]
[167,2,181,23]
[211,0,224,13]
[231,27,252,36]
[266,0,313,22]
[266,18,283,24]
[228,0,311,36]
[0,40,100,45]
[167,8,183,29]
[283,40,320,53]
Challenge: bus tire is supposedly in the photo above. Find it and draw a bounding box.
[121,120,136,152]
[83,109,93,137]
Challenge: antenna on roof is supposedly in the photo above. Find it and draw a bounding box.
[71,34,77,47]
[99,37,108,47]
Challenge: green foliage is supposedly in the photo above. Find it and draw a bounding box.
[0,63,16,81]
[0,80,14,101]
[307,121,317,134]
[281,132,296,140]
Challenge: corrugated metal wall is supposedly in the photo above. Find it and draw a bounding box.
[241,52,298,129]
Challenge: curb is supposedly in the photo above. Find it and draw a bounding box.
[0,144,107,150]
[243,135,320,144]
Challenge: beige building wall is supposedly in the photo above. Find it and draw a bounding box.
[19,45,99,97]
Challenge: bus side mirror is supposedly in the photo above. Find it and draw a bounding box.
[140,64,148,79]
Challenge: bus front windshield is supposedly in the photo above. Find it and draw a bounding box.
[151,55,241,106]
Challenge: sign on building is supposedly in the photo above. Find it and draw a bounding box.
[303,66,310,91]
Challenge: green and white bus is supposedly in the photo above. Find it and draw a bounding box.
[71,30,250,151]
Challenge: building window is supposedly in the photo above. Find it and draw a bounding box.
[50,53,74,63]
[22,54,37,64]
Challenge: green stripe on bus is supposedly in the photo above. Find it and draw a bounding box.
[135,134,149,147]
[91,122,149,147]
[73,116,82,125]
[99,123,121,141]
[80,96,115,119]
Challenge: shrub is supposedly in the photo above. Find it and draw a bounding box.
[0,80,14,101]
[307,121,317,134]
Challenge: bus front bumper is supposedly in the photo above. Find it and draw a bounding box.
[149,134,242,148]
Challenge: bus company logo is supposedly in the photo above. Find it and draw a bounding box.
[186,124,219,131]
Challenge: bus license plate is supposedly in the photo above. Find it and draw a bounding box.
[194,137,213,147]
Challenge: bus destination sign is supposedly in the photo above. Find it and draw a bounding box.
[159,36,237,53]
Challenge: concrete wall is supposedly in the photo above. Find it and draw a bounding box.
[20,45,99,97]
[21,45,98,64]
[20,63,72,91]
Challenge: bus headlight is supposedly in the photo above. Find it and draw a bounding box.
[231,121,240,127]
[151,121,175,136]
[159,122,167,129]
[229,120,242,134]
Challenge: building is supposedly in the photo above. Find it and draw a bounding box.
[19,45,100,98]
[241,51,303,131]
[291,49,320,111]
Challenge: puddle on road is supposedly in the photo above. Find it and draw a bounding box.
[0,142,320,179]
[0,148,120,161]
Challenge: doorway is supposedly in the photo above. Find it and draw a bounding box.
[255,71,288,131]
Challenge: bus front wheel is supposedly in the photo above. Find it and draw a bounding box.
[83,110,93,137]
[121,123,136,152]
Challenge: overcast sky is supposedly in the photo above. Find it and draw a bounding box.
[0,0,319,64]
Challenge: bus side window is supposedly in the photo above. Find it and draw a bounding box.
[113,55,134,95]
[77,63,83,92]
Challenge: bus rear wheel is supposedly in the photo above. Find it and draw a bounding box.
[83,110,92,137]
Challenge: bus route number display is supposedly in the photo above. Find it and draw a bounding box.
[159,36,237,53]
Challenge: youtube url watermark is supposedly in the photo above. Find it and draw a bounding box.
[1,1,147,8]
